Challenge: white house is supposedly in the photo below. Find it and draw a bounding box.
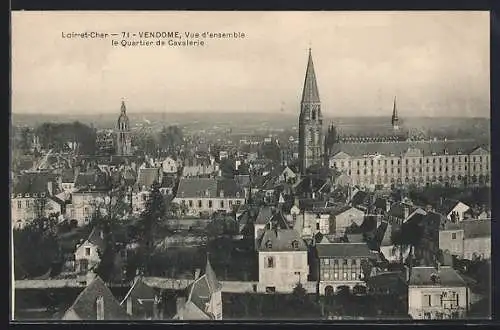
[408,266,468,320]
[69,190,107,226]
[439,199,471,222]
[257,228,309,293]
[74,227,106,274]
[161,156,179,175]
[173,178,245,217]
[330,206,365,237]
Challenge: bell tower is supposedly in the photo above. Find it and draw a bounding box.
[298,48,323,174]
[116,100,132,156]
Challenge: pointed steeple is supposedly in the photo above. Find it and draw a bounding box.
[121,99,127,115]
[301,48,320,103]
[392,96,399,129]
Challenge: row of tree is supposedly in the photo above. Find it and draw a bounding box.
[34,122,97,154]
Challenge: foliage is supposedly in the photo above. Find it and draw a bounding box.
[219,158,236,178]
[35,121,96,154]
[13,216,61,279]
[158,126,184,153]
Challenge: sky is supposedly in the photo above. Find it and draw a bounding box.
[12,11,490,117]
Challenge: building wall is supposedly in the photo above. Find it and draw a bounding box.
[463,237,491,260]
[74,241,102,273]
[208,290,223,320]
[70,192,106,226]
[447,203,471,222]
[173,197,245,217]
[318,256,367,295]
[438,230,465,257]
[329,151,490,188]
[182,164,218,177]
[11,196,63,229]
[408,286,468,319]
[333,208,365,237]
[258,251,309,292]
[162,157,178,174]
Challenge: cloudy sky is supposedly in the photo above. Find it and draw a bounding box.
[12,11,489,117]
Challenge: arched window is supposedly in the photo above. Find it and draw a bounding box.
[311,110,316,120]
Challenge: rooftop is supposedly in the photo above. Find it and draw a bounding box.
[409,266,467,287]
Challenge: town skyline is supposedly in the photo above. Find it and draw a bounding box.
[12,11,489,117]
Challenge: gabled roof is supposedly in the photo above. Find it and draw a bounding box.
[63,276,129,320]
[255,206,274,225]
[257,229,306,252]
[350,190,369,207]
[409,266,467,287]
[83,227,106,252]
[12,172,57,195]
[176,178,218,198]
[438,198,469,216]
[388,202,418,219]
[121,276,157,305]
[316,242,374,258]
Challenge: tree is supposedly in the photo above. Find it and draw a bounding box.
[139,182,167,275]
[13,216,61,279]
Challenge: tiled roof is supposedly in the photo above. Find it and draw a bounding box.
[63,276,129,320]
[330,140,484,157]
[409,266,467,287]
[176,178,218,198]
[257,229,307,252]
[462,219,491,239]
[316,243,374,258]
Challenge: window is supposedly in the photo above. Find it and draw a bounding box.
[292,240,299,249]
[26,200,31,208]
[265,240,273,249]
[188,200,193,207]
[198,200,202,208]
[208,200,213,208]
[452,233,457,239]
[334,272,339,280]
[351,272,357,280]
[236,200,241,205]
[85,247,91,256]
[343,272,348,280]
[333,259,339,265]
[17,201,22,209]
[343,259,348,265]
[316,223,320,230]
[351,259,357,265]
[323,272,330,280]
[324,259,330,265]
[266,256,274,268]
[229,200,233,207]
[422,294,432,307]
[220,200,224,208]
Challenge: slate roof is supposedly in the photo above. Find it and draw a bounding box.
[63,276,129,320]
[331,205,357,217]
[388,202,419,219]
[161,175,177,188]
[120,276,157,317]
[84,227,106,252]
[12,172,57,196]
[373,221,392,249]
[350,190,369,207]
[235,174,251,187]
[330,140,484,158]
[74,171,109,190]
[255,206,274,225]
[316,243,374,258]
[257,229,307,252]
[462,219,491,239]
[437,198,468,216]
[366,271,407,289]
[294,176,329,195]
[176,178,218,198]
[408,266,467,287]
[178,257,222,320]
[217,178,245,198]
[301,49,320,103]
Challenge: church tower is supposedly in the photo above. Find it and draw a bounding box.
[391,96,399,131]
[298,48,323,174]
[116,100,132,156]
[324,123,337,164]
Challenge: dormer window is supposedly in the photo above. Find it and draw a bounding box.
[33,193,38,197]
[265,240,273,249]
[292,240,299,249]
[236,192,240,198]
[25,193,29,198]
[430,273,440,284]
[41,193,46,197]
[17,194,22,198]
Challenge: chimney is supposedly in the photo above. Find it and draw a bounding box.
[176,296,186,316]
[194,268,201,280]
[47,181,53,196]
[403,206,409,220]
[96,296,105,320]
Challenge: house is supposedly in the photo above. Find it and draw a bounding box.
[121,276,162,320]
[62,275,129,320]
[408,266,468,319]
[159,175,177,196]
[366,271,408,297]
[161,156,179,175]
[387,201,426,226]
[61,168,77,192]
[135,167,162,192]
[330,205,365,237]
[11,172,62,228]
[253,207,289,250]
[438,199,471,222]
[257,228,309,293]
[293,211,331,240]
[440,219,491,260]
[68,190,108,226]
[315,242,376,295]
[374,221,411,263]
[173,257,223,320]
[74,227,106,274]
[173,178,245,217]
[182,154,219,178]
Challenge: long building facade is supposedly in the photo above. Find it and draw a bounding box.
[328,141,490,188]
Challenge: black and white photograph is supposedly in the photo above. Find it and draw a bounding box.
[10,11,491,321]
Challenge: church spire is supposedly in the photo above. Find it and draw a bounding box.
[301,48,320,104]
[392,96,399,130]
[121,99,127,115]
